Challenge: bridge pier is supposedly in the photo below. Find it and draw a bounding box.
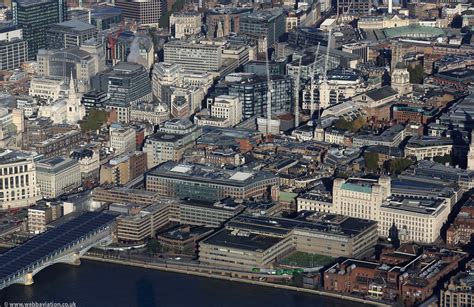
[71,254,81,266]
[23,272,34,286]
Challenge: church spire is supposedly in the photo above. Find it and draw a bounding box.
[468,131,474,170]
[69,71,76,96]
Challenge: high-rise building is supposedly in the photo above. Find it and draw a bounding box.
[163,40,223,74]
[46,20,97,49]
[218,73,293,120]
[105,62,153,108]
[114,0,166,26]
[36,47,103,89]
[0,25,28,70]
[239,8,285,47]
[12,0,67,60]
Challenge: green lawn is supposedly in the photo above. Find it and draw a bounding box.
[280,251,334,268]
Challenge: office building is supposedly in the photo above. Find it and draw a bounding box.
[0,25,28,70]
[205,7,253,38]
[196,95,243,128]
[171,198,245,228]
[219,73,293,120]
[199,213,378,269]
[333,177,391,221]
[100,151,147,185]
[239,8,285,47]
[116,202,171,242]
[157,225,214,255]
[447,197,474,247]
[379,197,450,244]
[342,42,369,63]
[143,118,201,169]
[33,130,82,159]
[70,148,100,179]
[146,161,278,201]
[352,125,406,148]
[130,102,169,126]
[28,77,65,101]
[440,263,474,307]
[106,62,152,108]
[404,136,453,160]
[37,47,103,87]
[337,0,371,16]
[297,189,333,213]
[392,105,437,125]
[90,6,122,31]
[12,0,67,60]
[163,40,222,73]
[151,62,181,101]
[0,149,40,210]
[115,0,166,26]
[170,12,201,39]
[46,20,96,49]
[93,187,160,206]
[28,203,59,233]
[109,126,136,155]
[80,90,109,115]
[311,68,368,109]
[35,157,81,199]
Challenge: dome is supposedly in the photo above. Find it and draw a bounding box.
[395,62,407,69]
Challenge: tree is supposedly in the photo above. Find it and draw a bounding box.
[388,158,413,174]
[334,116,366,133]
[80,108,108,132]
[407,64,424,84]
[147,239,161,255]
[364,152,379,172]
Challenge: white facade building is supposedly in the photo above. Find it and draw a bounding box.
[0,150,40,209]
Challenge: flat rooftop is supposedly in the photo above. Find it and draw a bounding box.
[202,228,284,252]
[147,161,277,187]
[226,214,377,237]
[381,196,446,215]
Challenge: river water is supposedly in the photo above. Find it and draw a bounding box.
[0,260,364,307]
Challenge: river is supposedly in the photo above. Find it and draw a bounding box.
[0,260,365,307]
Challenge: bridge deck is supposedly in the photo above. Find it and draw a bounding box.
[0,212,116,282]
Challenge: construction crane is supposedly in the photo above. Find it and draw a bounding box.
[310,42,320,120]
[265,48,273,136]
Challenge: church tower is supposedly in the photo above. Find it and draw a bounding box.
[468,131,474,170]
[391,62,412,96]
[66,73,85,125]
